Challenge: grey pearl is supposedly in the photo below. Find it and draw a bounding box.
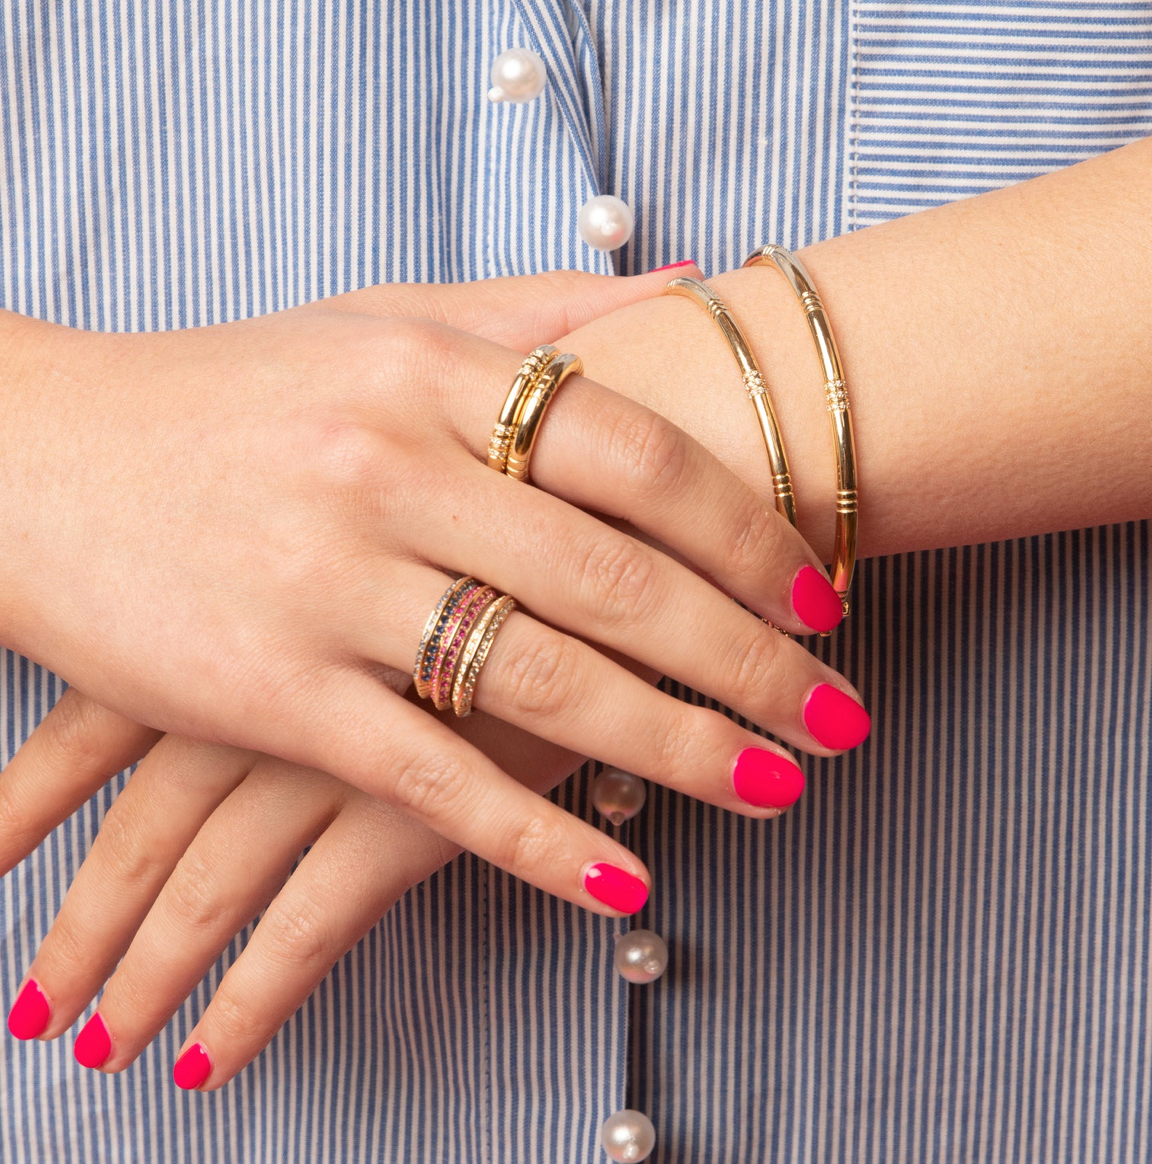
[591,768,647,826]
[614,929,669,984]
[601,1109,656,1162]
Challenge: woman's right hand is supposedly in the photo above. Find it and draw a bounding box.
[0,271,867,915]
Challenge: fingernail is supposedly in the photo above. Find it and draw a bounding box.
[652,259,697,272]
[791,564,843,634]
[583,862,649,913]
[733,747,805,809]
[7,979,50,1040]
[803,683,871,749]
[74,1012,112,1069]
[173,1042,212,1090]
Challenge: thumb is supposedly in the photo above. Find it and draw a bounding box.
[296,261,703,350]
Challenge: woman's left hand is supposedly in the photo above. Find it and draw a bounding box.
[2,684,623,1090]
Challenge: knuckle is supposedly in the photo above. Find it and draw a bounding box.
[0,791,36,867]
[726,627,788,710]
[388,752,469,823]
[258,901,331,968]
[204,986,259,1046]
[42,689,113,774]
[649,706,700,793]
[93,798,155,887]
[306,417,384,492]
[381,315,454,381]
[494,811,559,877]
[496,631,580,721]
[610,408,690,502]
[164,850,222,935]
[580,534,661,626]
[40,915,89,983]
[728,502,782,581]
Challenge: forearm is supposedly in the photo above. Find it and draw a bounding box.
[565,137,1152,564]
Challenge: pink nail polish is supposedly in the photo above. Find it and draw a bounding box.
[803,683,871,750]
[652,259,696,272]
[74,1012,112,1069]
[7,979,50,1040]
[583,862,649,913]
[733,747,805,809]
[173,1042,212,1090]
[791,564,843,634]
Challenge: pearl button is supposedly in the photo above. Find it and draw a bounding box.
[601,1110,656,1162]
[592,768,646,826]
[614,929,668,984]
[577,194,634,252]
[487,48,547,104]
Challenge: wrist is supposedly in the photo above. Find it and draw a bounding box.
[558,255,850,567]
[0,310,103,654]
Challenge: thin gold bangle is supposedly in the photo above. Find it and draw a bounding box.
[664,275,797,529]
[488,345,559,473]
[743,244,857,619]
[505,352,584,482]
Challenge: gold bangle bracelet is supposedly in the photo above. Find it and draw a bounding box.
[743,244,857,618]
[664,275,797,529]
[488,345,559,473]
[505,352,584,482]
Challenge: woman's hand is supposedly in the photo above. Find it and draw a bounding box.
[0,270,867,919]
[1,687,575,1086]
[3,677,680,1087]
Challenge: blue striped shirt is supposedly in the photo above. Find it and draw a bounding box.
[2,2,1150,1160]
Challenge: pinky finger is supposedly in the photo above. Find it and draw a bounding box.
[171,795,442,1089]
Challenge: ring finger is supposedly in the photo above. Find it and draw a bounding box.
[347,562,823,818]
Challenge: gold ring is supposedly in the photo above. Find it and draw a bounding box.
[488,346,559,474]
[504,351,583,482]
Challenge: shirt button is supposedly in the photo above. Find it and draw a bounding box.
[578,194,634,251]
[487,47,547,103]
[592,768,646,825]
[614,929,668,984]
[602,1110,657,1162]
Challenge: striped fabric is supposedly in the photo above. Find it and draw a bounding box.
[1,2,1149,1161]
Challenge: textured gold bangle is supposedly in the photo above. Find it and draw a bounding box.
[452,594,518,717]
[505,352,584,482]
[744,244,858,622]
[488,345,559,473]
[664,275,797,529]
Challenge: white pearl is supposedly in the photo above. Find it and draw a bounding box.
[577,194,634,252]
[487,48,547,104]
[614,929,668,985]
[601,1110,657,1163]
[591,768,646,826]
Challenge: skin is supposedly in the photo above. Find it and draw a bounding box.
[4,135,1152,1087]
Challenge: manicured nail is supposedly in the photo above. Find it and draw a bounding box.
[803,683,871,749]
[74,1012,112,1069]
[584,862,649,913]
[733,747,805,809]
[7,979,50,1040]
[173,1042,212,1090]
[652,259,696,272]
[791,564,843,634]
